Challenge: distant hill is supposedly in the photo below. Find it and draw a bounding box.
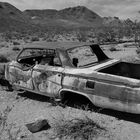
[0,2,36,32]
[0,2,136,35]
[0,3,103,32]
[23,6,103,28]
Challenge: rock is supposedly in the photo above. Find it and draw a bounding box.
[26,119,51,133]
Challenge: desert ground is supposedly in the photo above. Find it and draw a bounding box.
[1,40,140,140]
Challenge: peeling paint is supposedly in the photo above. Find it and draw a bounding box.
[8,65,33,89]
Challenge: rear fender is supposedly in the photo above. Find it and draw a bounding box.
[59,89,93,103]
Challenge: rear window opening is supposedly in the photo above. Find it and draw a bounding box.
[98,62,140,80]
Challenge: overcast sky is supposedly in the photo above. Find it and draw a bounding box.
[0,0,140,20]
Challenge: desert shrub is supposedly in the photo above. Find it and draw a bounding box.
[124,43,135,48]
[109,46,117,52]
[45,38,53,42]
[0,44,5,48]
[53,116,107,140]
[9,11,15,15]
[12,46,20,51]
[13,41,20,45]
[136,48,140,54]
[23,36,30,43]
[123,44,128,48]
[25,36,30,40]
[0,55,9,63]
[0,43,8,48]
[77,32,87,42]
[31,36,39,42]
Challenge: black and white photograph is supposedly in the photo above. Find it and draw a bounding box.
[0,0,140,140]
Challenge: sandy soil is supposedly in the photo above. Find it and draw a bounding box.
[0,41,140,140]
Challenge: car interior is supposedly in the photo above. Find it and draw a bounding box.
[17,49,61,70]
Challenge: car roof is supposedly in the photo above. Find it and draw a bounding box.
[22,41,93,50]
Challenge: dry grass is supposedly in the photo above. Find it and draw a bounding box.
[53,116,107,140]
[52,107,107,140]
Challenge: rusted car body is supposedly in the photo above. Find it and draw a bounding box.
[4,43,140,114]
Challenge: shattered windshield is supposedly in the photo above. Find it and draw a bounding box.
[67,46,98,67]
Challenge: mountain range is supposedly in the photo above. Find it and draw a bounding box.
[24,6,103,28]
[0,2,136,32]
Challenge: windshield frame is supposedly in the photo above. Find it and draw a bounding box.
[16,48,55,61]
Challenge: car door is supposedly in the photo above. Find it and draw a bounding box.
[7,61,33,90]
[32,56,64,98]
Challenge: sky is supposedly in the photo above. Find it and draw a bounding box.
[0,0,140,20]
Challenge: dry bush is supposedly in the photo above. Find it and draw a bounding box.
[53,114,107,140]
[12,46,20,51]
[0,55,9,63]
[123,44,128,48]
[13,41,20,46]
[136,48,140,54]
[0,43,8,48]
[31,36,39,42]
[109,46,118,52]
[123,43,136,48]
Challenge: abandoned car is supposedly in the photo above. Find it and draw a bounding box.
[4,43,140,114]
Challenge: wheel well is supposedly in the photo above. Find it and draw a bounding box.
[60,91,93,106]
